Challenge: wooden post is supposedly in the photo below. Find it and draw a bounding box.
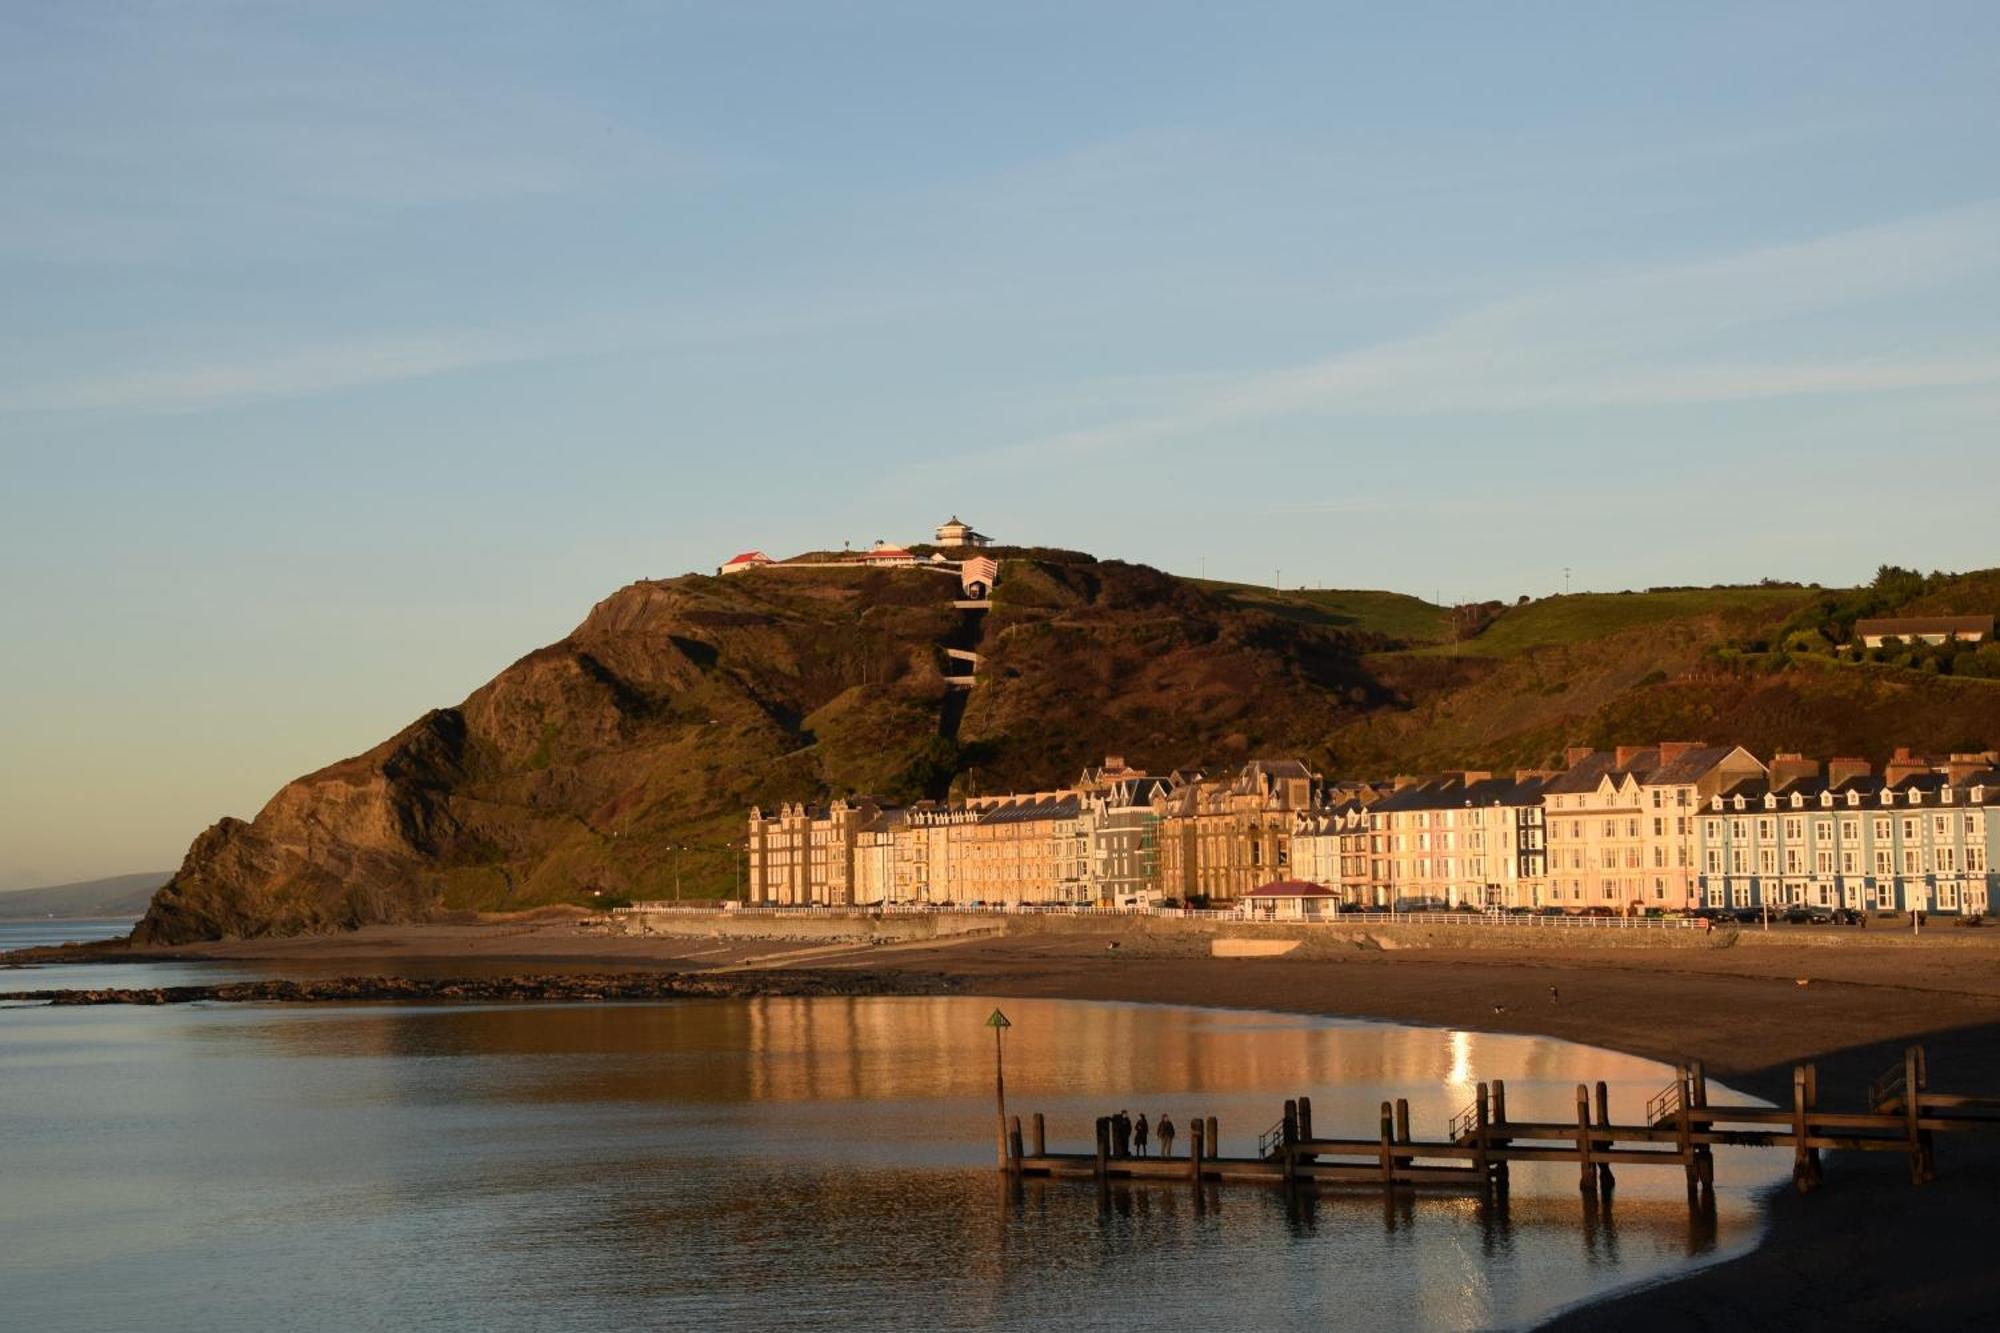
[1474,1081,1492,1187]
[1916,1046,1935,1182]
[1281,1098,1299,1190]
[1031,1112,1046,1159]
[1394,1098,1411,1144]
[1594,1080,1615,1196]
[1677,1065,1698,1205]
[1007,1115,1024,1171]
[1297,1094,1315,1164]
[1575,1083,1594,1194]
[1692,1060,1709,1108]
[1791,1065,1813,1193]
[1904,1045,1927,1184]
[1206,1116,1219,1163]
[1803,1064,1820,1187]
[1094,1116,1110,1183]
[1190,1118,1205,1185]
[1491,1078,1510,1191]
[1379,1100,1395,1184]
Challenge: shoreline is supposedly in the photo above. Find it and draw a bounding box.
[8,917,1999,1328]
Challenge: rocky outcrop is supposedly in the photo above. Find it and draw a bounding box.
[140,555,1385,942]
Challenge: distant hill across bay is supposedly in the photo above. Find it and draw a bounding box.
[0,873,168,919]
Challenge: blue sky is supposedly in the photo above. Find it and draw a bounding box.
[5,2,2000,886]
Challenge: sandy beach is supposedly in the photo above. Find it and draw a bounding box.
[13,913,2000,1329]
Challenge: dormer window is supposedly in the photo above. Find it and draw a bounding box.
[1820,792,1833,807]
[1910,790,1924,805]
[1791,793,1804,808]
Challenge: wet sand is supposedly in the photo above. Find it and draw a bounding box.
[13,916,2000,1328]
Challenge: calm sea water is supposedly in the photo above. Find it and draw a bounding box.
[0,989,1781,1332]
[0,916,138,951]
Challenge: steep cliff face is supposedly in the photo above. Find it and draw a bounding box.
[133,552,2000,942]
[141,555,1383,941]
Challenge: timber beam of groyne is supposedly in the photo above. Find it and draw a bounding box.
[1006,1046,1999,1208]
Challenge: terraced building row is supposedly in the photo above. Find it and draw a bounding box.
[745,745,2000,916]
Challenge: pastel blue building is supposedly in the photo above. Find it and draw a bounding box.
[1697,752,1996,916]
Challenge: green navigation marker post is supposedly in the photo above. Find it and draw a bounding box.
[988,1008,1012,1171]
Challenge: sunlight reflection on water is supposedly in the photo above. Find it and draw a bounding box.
[0,995,1782,1331]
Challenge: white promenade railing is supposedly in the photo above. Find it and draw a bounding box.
[613,902,1701,930]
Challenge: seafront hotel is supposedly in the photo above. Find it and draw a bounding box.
[745,744,2000,918]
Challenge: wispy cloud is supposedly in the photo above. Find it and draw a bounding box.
[0,333,536,414]
[995,201,2000,459]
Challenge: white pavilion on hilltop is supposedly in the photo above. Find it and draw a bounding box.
[934,516,991,549]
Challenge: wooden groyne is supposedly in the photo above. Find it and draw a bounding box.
[1004,1045,1999,1207]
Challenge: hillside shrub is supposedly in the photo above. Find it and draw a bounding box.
[1958,645,2000,680]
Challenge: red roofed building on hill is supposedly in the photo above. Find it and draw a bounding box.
[718,550,773,576]
[862,541,916,566]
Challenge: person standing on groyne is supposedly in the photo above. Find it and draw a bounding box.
[1156,1113,1176,1159]
[1134,1113,1150,1157]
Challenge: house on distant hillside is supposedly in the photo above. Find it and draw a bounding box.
[934,516,991,549]
[1852,615,1993,648]
[719,550,773,576]
[863,541,916,567]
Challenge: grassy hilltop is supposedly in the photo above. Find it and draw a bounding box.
[137,550,2000,942]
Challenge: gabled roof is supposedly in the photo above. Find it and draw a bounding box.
[1543,751,1620,795]
[723,550,771,565]
[1641,745,1737,786]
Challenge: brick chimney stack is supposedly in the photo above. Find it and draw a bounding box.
[1827,757,1872,788]
[1767,753,1821,790]
[1945,753,1995,782]
[1614,745,1649,769]
[1565,746,1594,768]
[1884,747,1931,784]
[1658,741,1703,764]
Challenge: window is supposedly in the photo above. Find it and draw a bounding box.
[1759,849,1777,874]
[1934,815,1950,839]
[1817,850,1834,874]
[1815,820,1833,843]
[1842,850,1858,874]
[1784,817,1803,841]
[1652,791,1663,809]
[1875,849,1893,875]
[1971,846,1988,873]
[1758,818,1774,839]
[1874,818,1891,842]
